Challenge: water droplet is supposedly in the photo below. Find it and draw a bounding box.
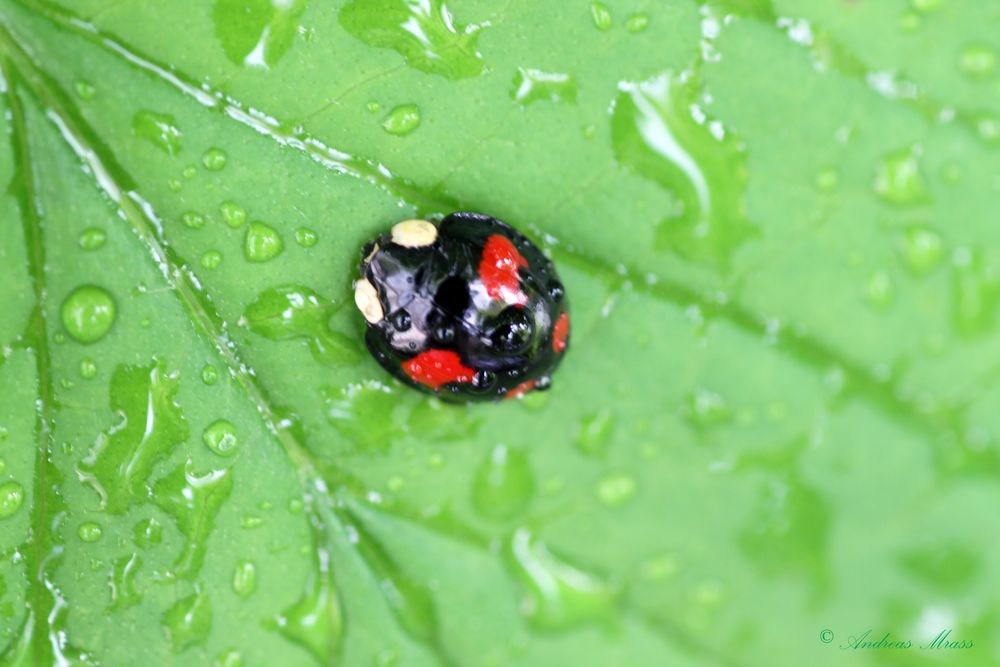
[202,364,219,385]
[596,472,637,507]
[75,81,96,99]
[472,444,534,520]
[959,44,997,79]
[507,528,617,630]
[625,13,649,33]
[78,227,107,250]
[815,167,839,192]
[244,285,360,365]
[288,498,304,513]
[590,2,613,31]
[324,381,400,450]
[245,221,284,262]
[232,560,256,597]
[899,11,920,32]
[973,112,1000,145]
[899,226,944,275]
[162,590,212,653]
[181,212,206,229]
[79,358,97,379]
[685,388,730,426]
[132,110,183,155]
[200,250,223,269]
[614,72,755,268]
[867,269,894,308]
[108,553,142,610]
[214,649,243,667]
[510,68,577,107]
[134,517,163,548]
[952,249,1000,336]
[61,285,117,344]
[912,0,942,12]
[874,146,930,205]
[241,514,264,529]
[202,148,228,171]
[366,100,381,113]
[273,560,343,663]
[0,481,25,519]
[575,411,614,457]
[182,165,198,179]
[381,104,421,136]
[295,227,318,247]
[168,178,183,192]
[156,462,234,579]
[339,0,486,79]
[213,0,307,69]
[78,521,103,542]
[220,201,247,228]
[640,553,680,582]
[202,420,239,458]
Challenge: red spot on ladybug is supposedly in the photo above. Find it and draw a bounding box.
[479,234,529,306]
[402,349,476,390]
[552,312,569,353]
[504,379,537,400]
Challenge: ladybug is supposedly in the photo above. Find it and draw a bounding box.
[354,212,570,402]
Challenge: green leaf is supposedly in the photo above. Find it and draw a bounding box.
[1,0,999,665]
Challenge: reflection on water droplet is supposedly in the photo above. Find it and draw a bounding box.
[245,221,284,262]
[507,528,617,630]
[381,104,421,136]
[78,522,103,542]
[61,285,116,344]
[203,420,239,457]
[133,110,183,156]
[590,2,613,31]
[232,560,256,597]
[625,13,649,33]
[295,227,318,247]
[510,68,577,106]
[201,250,223,269]
[108,553,142,610]
[575,411,614,457]
[202,365,219,385]
[596,472,637,507]
[162,589,212,653]
[134,517,163,548]
[78,227,107,250]
[472,444,534,520]
[959,44,997,79]
[899,226,944,275]
[0,481,24,519]
[866,270,894,309]
[181,212,206,229]
[79,358,97,379]
[339,0,486,80]
[874,146,929,205]
[220,201,247,228]
[202,147,228,171]
[75,81,96,99]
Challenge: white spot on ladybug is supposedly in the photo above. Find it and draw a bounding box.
[391,219,438,248]
[354,279,384,323]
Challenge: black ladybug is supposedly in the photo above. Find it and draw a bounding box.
[354,212,570,402]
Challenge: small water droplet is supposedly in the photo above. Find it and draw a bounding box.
[162,590,212,653]
[288,498,304,513]
[0,481,25,519]
[366,100,381,113]
[134,517,163,548]
[575,411,614,457]
[295,227,318,247]
[685,388,730,426]
[78,227,107,250]
[168,178,183,192]
[182,165,198,179]
[959,44,997,79]
[79,358,97,379]
[815,167,839,192]
[874,146,929,205]
[625,13,649,33]
[590,2,613,31]
[75,81,96,99]
[132,110,183,155]
[201,250,223,269]
[596,472,637,507]
[214,649,243,667]
[61,285,117,344]
[912,0,942,12]
[472,444,534,520]
[381,104,421,136]
[220,201,247,228]
[241,514,264,529]
[867,269,894,308]
[181,211,206,229]
[245,222,284,262]
[203,419,239,457]
[78,521,103,542]
[202,147,228,170]
[899,226,944,275]
[202,365,219,385]
[232,560,257,597]
[640,553,680,582]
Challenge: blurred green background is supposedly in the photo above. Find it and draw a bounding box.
[1,0,999,665]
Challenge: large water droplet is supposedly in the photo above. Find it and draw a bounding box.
[507,528,617,630]
[202,419,240,457]
[78,521,103,542]
[510,68,577,105]
[232,560,257,597]
[0,481,25,519]
[874,146,929,205]
[472,444,535,520]
[61,285,117,344]
[590,2,613,31]
[162,589,212,653]
[245,221,284,262]
[133,110,183,155]
[381,104,421,136]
